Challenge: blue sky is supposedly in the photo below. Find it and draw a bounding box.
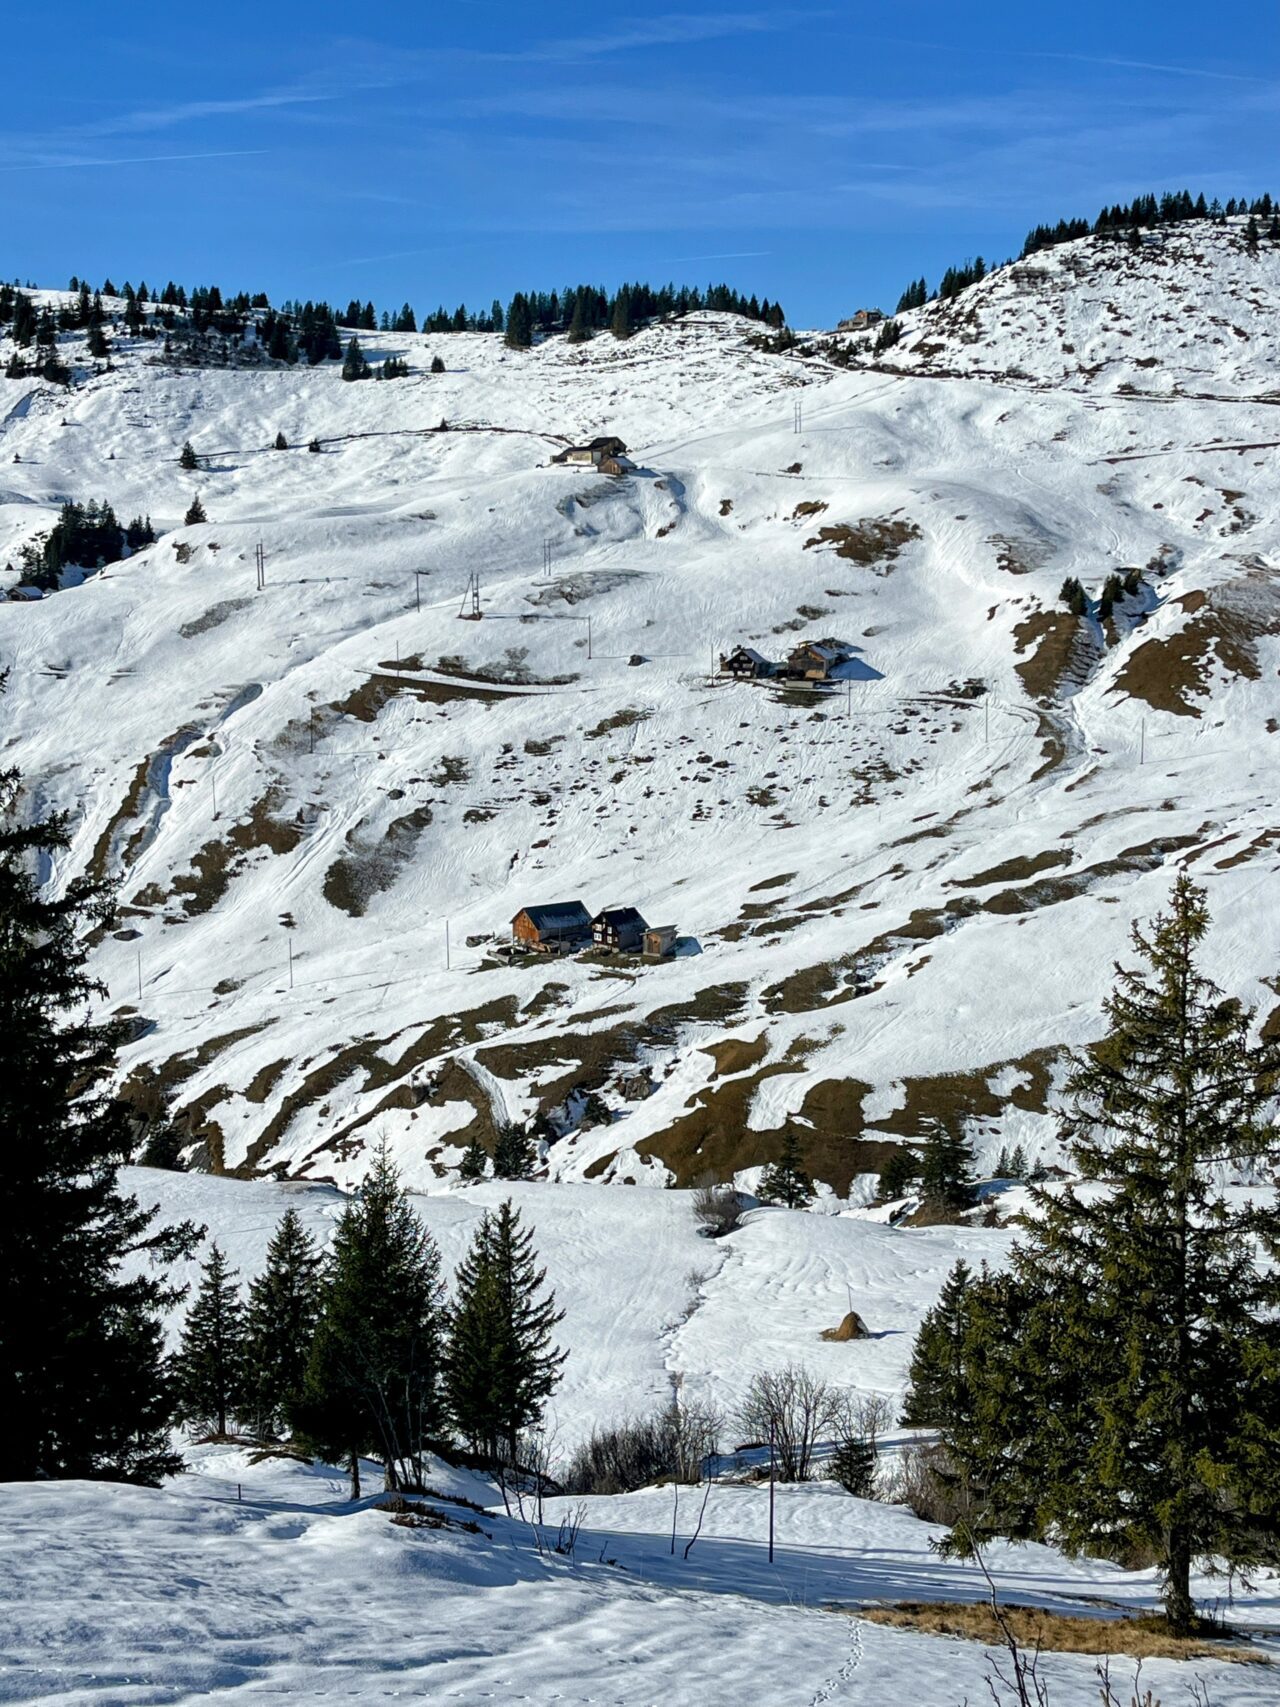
[1,1,1274,325]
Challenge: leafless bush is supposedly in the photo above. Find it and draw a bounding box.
[562,1401,723,1495]
[842,1391,894,1453]
[692,1177,746,1237]
[735,1364,844,1482]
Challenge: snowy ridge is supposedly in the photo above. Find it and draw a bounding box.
[0,219,1278,1192]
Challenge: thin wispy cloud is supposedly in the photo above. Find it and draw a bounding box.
[0,148,270,173]
[516,9,823,61]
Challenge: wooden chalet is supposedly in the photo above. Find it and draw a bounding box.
[511,900,592,954]
[598,453,635,477]
[837,308,884,332]
[553,435,629,468]
[643,924,678,959]
[591,905,648,953]
[786,638,855,681]
[719,645,774,680]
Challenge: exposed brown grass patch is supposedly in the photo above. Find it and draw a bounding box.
[803,516,921,572]
[953,849,1073,889]
[1112,573,1280,719]
[855,1601,1265,1664]
[1012,610,1091,703]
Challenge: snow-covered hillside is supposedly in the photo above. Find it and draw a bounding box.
[1,217,1278,1192]
[3,1167,1278,1706]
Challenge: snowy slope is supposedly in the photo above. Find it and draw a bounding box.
[1,217,1278,1194]
[3,1166,1278,1706]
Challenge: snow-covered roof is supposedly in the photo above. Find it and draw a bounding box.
[516,901,591,933]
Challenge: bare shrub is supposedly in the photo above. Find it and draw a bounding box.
[888,1439,987,1530]
[692,1176,746,1238]
[562,1401,722,1496]
[735,1364,844,1482]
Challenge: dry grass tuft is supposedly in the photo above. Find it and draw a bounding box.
[853,1601,1267,1664]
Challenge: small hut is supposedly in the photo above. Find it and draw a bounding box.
[643,924,678,959]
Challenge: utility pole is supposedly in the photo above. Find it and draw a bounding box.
[984,695,990,746]
[211,771,218,820]
[287,939,294,990]
[768,1419,776,1564]
[136,950,142,1005]
[846,678,852,721]
[586,615,592,660]
[255,542,266,591]
[1140,718,1146,766]
[445,919,451,970]
[543,539,553,580]
[793,398,802,434]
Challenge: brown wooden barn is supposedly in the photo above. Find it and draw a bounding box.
[511,900,592,954]
[591,905,648,953]
[786,638,855,680]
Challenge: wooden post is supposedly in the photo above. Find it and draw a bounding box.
[287,939,294,990]
[136,950,142,1005]
[445,919,451,970]
[768,1419,776,1563]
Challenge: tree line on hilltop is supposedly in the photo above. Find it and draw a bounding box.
[0,270,785,384]
[889,187,1279,325]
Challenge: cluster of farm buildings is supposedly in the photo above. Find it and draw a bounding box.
[511,901,677,960]
[719,636,859,682]
[550,434,635,477]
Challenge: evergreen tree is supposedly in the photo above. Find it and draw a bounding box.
[243,1209,323,1439]
[945,877,1280,1633]
[901,1259,972,1426]
[172,1243,247,1438]
[297,1147,446,1496]
[1009,1143,1027,1178]
[877,1147,919,1201]
[184,495,207,526]
[274,431,288,450]
[610,287,633,340]
[446,1199,565,1463]
[566,293,592,344]
[458,1136,489,1181]
[828,1433,876,1497]
[0,713,198,1483]
[503,293,533,350]
[430,354,445,374]
[493,1122,535,1180]
[341,336,371,381]
[179,440,199,471]
[919,1120,975,1215]
[757,1130,813,1208]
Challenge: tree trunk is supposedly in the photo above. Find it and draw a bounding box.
[349,1449,361,1502]
[1164,1530,1194,1634]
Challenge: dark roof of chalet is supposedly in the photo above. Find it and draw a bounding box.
[726,645,771,665]
[586,434,627,451]
[593,905,648,930]
[515,900,592,933]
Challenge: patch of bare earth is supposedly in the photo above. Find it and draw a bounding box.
[1112,569,1280,718]
[803,516,921,573]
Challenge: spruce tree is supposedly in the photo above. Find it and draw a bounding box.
[503,294,532,350]
[458,1136,489,1181]
[918,1120,975,1215]
[757,1130,813,1208]
[430,354,445,374]
[877,1147,919,1201]
[945,876,1280,1633]
[179,440,198,470]
[829,1433,876,1497]
[0,717,198,1483]
[274,431,288,450]
[446,1199,565,1463]
[493,1122,535,1180]
[172,1242,247,1438]
[566,294,591,344]
[184,495,207,526]
[610,288,633,340]
[297,1147,446,1496]
[243,1209,323,1439]
[901,1259,972,1426]
[341,336,370,381]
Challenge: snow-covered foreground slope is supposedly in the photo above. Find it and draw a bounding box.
[1,218,1279,1193]
[3,1168,1277,1706]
